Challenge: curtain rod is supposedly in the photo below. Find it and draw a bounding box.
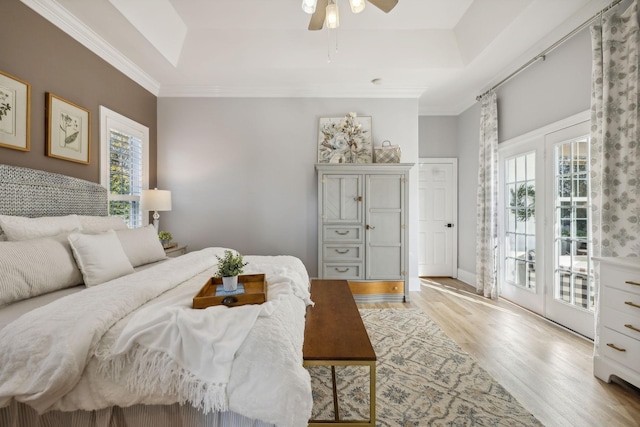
[476,0,623,101]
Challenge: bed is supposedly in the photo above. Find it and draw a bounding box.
[0,164,313,427]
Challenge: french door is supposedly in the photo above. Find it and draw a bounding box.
[499,114,594,339]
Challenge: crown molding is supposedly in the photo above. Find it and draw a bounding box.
[20,0,160,95]
[159,84,427,99]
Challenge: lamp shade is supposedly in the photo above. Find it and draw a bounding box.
[326,0,339,28]
[140,188,172,212]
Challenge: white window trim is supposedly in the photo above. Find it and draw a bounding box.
[99,106,150,226]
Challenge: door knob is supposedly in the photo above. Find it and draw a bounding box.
[445,223,454,228]
[366,225,376,230]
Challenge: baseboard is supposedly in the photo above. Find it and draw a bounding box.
[456,268,475,287]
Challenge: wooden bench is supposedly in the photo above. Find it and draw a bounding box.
[303,279,376,427]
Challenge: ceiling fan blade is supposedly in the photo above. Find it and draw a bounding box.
[368,0,398,13]
[308,0,328,31]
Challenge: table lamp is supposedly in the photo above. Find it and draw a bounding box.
[140,188,172,231]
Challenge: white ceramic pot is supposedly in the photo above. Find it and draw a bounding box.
[222,275,238,291]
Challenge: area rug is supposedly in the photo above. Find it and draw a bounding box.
[308,308,542,426]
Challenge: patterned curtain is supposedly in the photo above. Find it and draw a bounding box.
[590,0,640,259]
[476,92,499,299]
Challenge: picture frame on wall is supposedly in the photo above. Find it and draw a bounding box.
[0,70,31,152]
[46,93,91,164]
[317,114,372,163]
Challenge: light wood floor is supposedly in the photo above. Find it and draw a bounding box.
[357,277,640,427]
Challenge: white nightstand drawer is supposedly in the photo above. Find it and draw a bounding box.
[600,326,640,374]
[165,244,187,258]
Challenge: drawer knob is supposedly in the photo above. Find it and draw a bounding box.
[335,249,350,254]
[625,301,640,309]
[335,268,349,273]
[606,343,627,352]
[625,324,640,333]
[393,286,398,291]
[335,230,349,235]
[625,280,640,287]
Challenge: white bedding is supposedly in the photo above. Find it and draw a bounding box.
[0,248,313,427]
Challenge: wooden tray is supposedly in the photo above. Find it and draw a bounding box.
[193,273,267,309]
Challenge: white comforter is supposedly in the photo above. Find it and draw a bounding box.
[0,248,313,427]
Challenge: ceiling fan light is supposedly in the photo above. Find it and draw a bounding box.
[301,0,317,14]
[349,0,366,13]
[326,0,339,29]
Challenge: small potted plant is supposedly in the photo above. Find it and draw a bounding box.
[215,250,248,291]
[158,231,173,248]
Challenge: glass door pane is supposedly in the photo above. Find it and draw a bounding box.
[504,152,536,290]
[553,138,594,311]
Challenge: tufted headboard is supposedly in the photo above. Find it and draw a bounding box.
[0,164,108,218]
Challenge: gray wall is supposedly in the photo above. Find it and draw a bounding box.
[158,98,419,280]
[0,0,157,184]
[454,26,593,278]
[418,116,458,158]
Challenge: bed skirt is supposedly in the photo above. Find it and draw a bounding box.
[0,401,275,427]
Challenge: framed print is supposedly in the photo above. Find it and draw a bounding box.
[317,113,372,163]
[46,93,90,164]
[0,70,30,152]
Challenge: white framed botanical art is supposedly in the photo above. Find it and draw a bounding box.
[46,93,91,164]
[0,70,30,152]
[317,113,372,163]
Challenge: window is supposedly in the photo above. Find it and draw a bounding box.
[100,106,149,228]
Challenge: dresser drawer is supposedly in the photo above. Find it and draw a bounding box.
[600,264,640,295]
[323,226,362,242]
[601,286,640,318]
[323,263,363,279]
[600,327,640,374]
[323,244,363,262]
[601,306,640,340]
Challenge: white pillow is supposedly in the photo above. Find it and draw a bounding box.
[78,215,128,233]
[0,214,81,241]
[68,230,135,287]
[116,225,167,267]
[0,234,83,306]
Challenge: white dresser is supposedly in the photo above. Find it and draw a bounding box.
[316,163,413,303]
[593,257,640,389]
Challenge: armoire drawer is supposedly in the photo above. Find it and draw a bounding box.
[323,244,363,261]
[323,225,362,242]
[600,326,640,374]
[348,281,404,295]
[323,263,363,279]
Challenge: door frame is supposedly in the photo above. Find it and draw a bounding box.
[418,157,458,278]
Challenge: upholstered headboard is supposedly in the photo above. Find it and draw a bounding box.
[0,164,108,217]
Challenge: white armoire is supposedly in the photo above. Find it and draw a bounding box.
[315,163,413,302]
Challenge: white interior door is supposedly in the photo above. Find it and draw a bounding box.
[418,158,457,277]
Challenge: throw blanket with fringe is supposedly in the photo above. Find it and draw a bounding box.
[0,249,313,427]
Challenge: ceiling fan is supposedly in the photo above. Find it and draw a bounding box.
[303,0,399,31]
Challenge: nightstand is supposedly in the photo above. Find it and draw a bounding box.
[165,243,187,258]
